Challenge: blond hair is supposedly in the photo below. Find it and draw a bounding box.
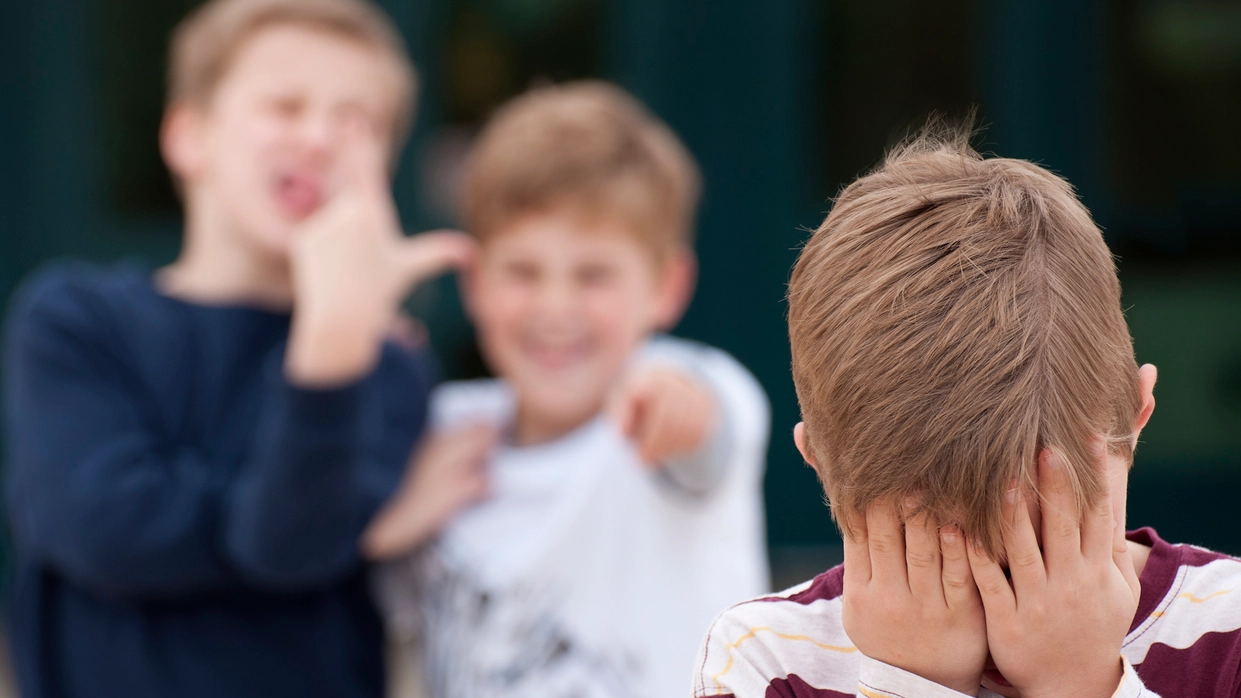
[168,0,417,147]
[461,80,701,259]
[787,126,1141,559]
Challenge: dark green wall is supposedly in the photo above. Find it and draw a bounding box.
[2,0,1239,575]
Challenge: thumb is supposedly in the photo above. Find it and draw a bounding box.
[339,116,389,199]
[394,231,477,287]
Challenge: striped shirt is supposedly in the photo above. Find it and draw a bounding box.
[692,528,1241,698]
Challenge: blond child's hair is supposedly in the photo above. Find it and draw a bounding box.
[168,0,417,148]
[787,125,1141,559]
[461,80,701,260]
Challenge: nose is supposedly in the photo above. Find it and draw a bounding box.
[533,274,579,323]
[296,110,339,162]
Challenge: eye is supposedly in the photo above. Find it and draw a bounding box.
[502,260,539,283]
[267,96,302,119]
[576,263,615,286]
[334,103,376,130]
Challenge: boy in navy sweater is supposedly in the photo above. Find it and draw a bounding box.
[2,1,476,697]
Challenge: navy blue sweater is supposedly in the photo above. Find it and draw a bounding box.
[3,264,433,698]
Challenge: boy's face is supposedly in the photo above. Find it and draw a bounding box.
[164,25,400,259]
[465,209,689,437]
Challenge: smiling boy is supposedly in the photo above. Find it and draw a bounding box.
[364,81,771,698]
[3,1,470,697]
[692,129,1241,697]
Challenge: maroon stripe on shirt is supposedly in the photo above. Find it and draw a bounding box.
[748,566,845,607]
[1136,629,1241,697]
[767,674,853,698]
[1127,527,1238,634]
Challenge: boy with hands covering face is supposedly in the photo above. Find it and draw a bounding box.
[692,127,1241,698]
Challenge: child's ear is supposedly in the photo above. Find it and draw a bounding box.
[793,422,818,467]
[653,245,696,331]
[1132,363,1158,443]
[160,102,207,182]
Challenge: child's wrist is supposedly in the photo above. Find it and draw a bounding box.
[285,314,383,387]
[1023,659,1124,698]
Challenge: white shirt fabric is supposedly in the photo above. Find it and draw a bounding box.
[377,336,770,698]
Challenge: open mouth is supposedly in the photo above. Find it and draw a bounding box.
[274,172,324,219]
[523,337,591,371]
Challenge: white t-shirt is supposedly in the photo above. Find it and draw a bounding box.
[377,336,770,698]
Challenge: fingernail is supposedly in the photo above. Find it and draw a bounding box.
[1005,480,1019,504]
[941,528,958,545]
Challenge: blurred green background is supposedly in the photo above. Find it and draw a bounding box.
[2,0,1239,589]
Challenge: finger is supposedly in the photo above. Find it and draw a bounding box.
[840,512,872,587]
[966,535,1016,616]
[643,378,708,462]
[433,423,499,468]
[460,470,490,503]
[1038,447,1081,573]
[680,380,715,451]
[1002,478,1046,597]
[339,115,389,198]
[621,374,655,441]
[396,231,477,286]
[1113,516,1142,603]
[904,507,944,603]
[606,372,644,439]
[939,525,978,611]
[865,500,908,592]
[1080,437,1117,562]
[639,391,678,464]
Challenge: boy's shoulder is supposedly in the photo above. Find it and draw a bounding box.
[693,565,860,698]
[5,261,157,350]
[1124,528,1241,694]
[9,261,149,323]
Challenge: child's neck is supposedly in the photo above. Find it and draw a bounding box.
[511,400,603,447]
[158,206,294,310]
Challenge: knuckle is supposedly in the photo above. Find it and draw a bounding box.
[942,573,969,591]
[978,578,1008,597]
[906,550,938,569]
[868,534,900,555]
[1054,520,1078,539]
[1010,550,1042,570]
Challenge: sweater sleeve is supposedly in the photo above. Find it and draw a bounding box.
[3,275,427,598]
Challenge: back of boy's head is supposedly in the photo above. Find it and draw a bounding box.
[168,0,416,147]
[787,124,1141,559]
[461,80,701,260]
